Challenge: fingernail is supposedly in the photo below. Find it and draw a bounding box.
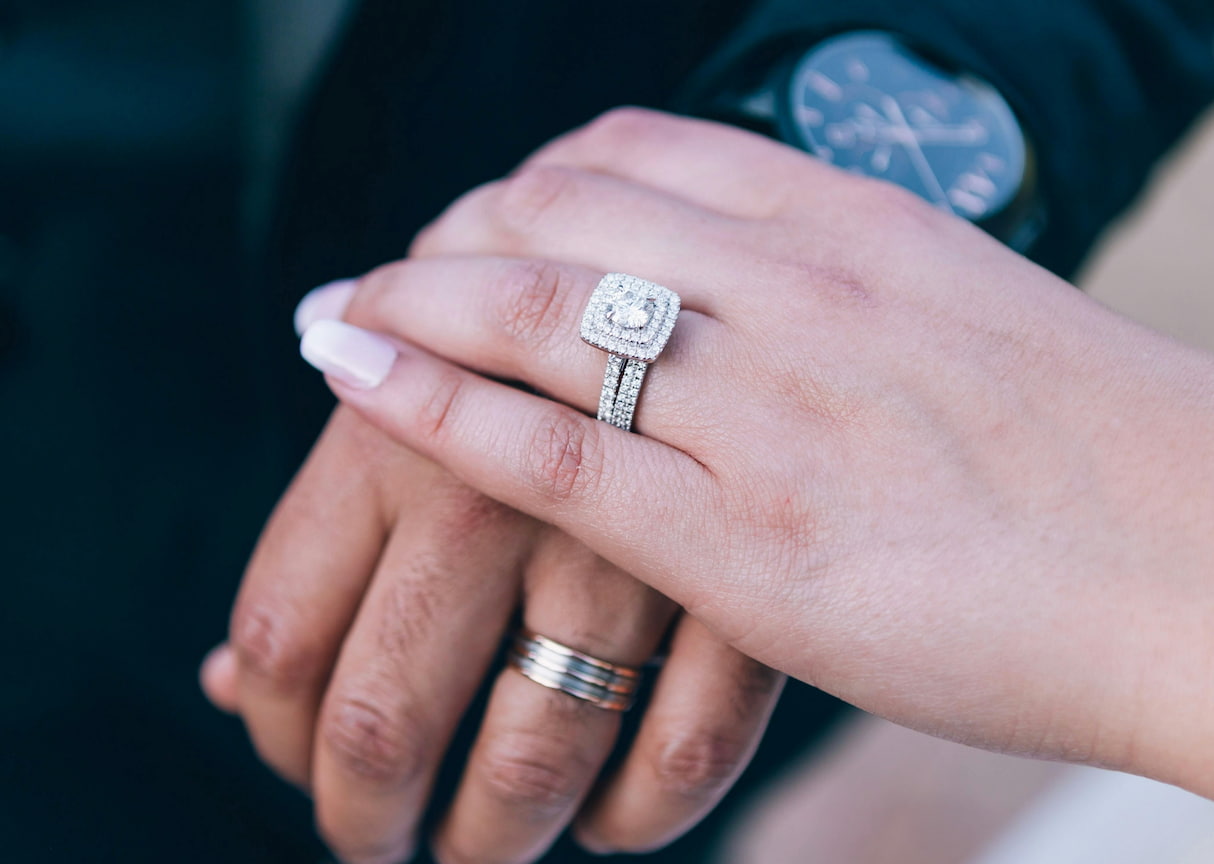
[573,827,615,856]
[199,643,239,712]
[293,278,358,336]
[200,643,235,681]
[300,320,397,389]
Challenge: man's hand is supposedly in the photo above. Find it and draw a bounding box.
[202,404,783,864]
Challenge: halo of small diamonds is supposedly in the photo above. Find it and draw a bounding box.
[580,273,680,363]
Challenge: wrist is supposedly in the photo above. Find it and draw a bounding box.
[1078,324,1214,793]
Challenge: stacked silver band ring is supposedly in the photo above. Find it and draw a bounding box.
[508,630,642,712]
[580,273,680,432]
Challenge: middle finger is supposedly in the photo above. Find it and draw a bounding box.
[310,488,535,864]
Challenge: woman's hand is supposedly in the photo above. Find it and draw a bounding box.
[202,408,783,863]
[302,109,1214,796]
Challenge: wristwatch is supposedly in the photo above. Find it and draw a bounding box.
[702,31,1044,252]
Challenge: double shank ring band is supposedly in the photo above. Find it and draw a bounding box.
[508,629,643,712]
[580,273,681,432]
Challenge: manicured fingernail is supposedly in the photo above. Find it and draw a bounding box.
[293,278,357,336]
[300,320,397,389]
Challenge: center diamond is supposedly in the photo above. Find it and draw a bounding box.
[581,273,680,362]
[605,289,654,329]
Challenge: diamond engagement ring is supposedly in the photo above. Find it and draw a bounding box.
[580,273,680,432]
[508,630,643,712]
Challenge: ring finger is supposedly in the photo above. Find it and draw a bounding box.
[331,256,720,441]
[432,530,675,864]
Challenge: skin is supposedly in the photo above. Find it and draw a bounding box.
[295,109,1214,806]
[200,144,786,864]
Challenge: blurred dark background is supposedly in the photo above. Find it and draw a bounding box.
[0,2,324,859]
[0,1,849,860]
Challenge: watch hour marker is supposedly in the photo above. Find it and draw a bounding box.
[870,145,892,173]
[923,93,949,116]
[807,71,843,101]
[957,170,997,197]
[795,105,824,126]
[979,153,1006,172]
[741,90,778,120]
[948,188,989,217]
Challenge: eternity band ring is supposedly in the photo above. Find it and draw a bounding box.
[508,629,643,712]
[579,273,680,432]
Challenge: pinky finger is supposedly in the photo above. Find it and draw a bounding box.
[574,616,785,855]
[299,320,712,594]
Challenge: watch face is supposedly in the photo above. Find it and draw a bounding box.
[785,31,1026,221]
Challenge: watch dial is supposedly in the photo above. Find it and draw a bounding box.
[786,31,1026,221]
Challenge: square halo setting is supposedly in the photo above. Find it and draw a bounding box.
[580,273,680,363]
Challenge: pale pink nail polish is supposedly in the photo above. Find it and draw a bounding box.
[300,320,398,389]
[293,278,358,336]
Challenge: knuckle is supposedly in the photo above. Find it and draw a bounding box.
[525,409,602,503]
[720,487,831,619]
[650,731,746,800]
[499,164,581,234]
[492,259,572,350]
[413,365,466,444]
[790,255,879,312]
[430,483,521,552]
[321,692,427,787]
[732,657,786,705]
[343,262,402,324]
[583,106,667,145]
[229,601,321,690]
[410,181,498,257]
[478,736,586,816]
[851,175,939,233]
[740,485,823,557]
[376,562,449,654]
[407,220,440,257]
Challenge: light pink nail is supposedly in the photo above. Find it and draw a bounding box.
[300,320,397,389]
[293,278,358,336]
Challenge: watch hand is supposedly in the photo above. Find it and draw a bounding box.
[910,123,988,146]
[871,125,985,146]
[880,95,950,206]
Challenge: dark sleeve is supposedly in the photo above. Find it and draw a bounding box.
[678,0,1214,277]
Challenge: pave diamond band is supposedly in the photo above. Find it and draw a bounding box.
[608,358,649,429]
[508,630,642,712]
[596,356,651,429]
[581,273,680,432]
